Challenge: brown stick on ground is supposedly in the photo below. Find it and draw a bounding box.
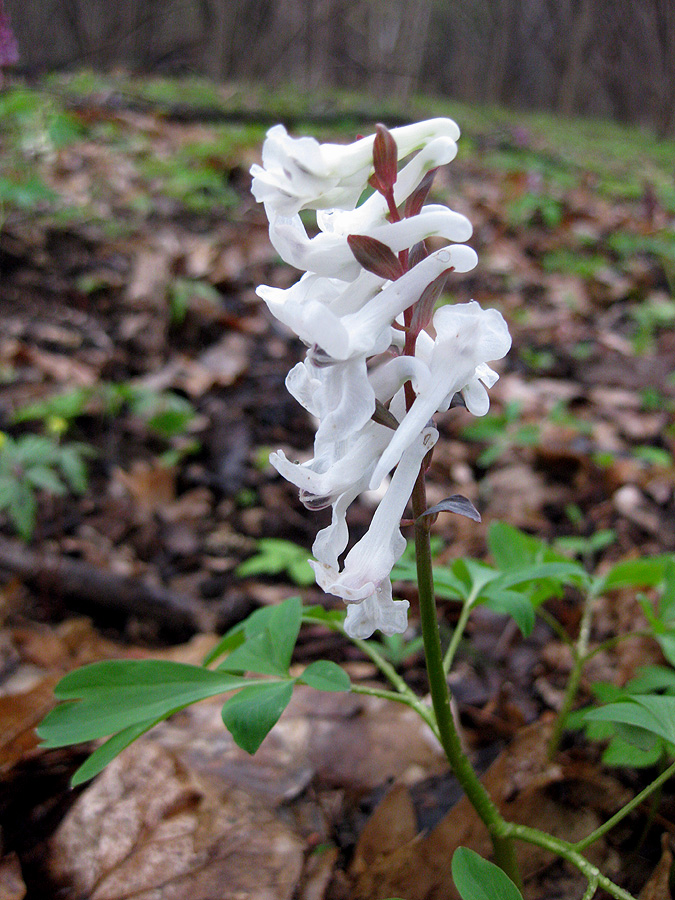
[0,537,217,635]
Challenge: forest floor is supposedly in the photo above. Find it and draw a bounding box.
[1,72,675,900]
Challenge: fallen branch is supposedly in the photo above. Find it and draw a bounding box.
[56,90,413,128]
[0,537,220,635]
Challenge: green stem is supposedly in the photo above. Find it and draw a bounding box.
[536,605,574,647]
[349,633,412,697]
[548,588,595,758]
[351,683,439,738]
[581,877,599,900]
[443,592,476,674]
[303,614,412,698]
[411,468,522,888]
[574,757,675,852]
[504,824,636,900]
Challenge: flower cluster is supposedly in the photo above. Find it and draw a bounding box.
[252,120,510,639]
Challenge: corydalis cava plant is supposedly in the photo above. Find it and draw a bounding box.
[252,120,511,639]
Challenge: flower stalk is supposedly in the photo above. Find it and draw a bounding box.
[253,117,517,881]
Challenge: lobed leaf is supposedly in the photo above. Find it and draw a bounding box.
[221,681,294,755]
[38,661,250,747]
[452,847,524,900]
[297,660,350,692]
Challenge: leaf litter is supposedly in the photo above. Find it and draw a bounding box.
[0,75,674,898]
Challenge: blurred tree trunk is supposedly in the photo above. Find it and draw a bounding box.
[556,0,595,116]
[5,0,675,135]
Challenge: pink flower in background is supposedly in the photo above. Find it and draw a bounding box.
[0,0,19,68]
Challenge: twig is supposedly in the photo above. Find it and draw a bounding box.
[0,536,218,634]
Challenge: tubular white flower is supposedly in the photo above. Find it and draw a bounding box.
[317,137,460,237]
[258,246,476,361]
[311,426,438,639]
[256,269,386,349]
[250,119,460,217]
[369,302,511,489]
[286,352,376,449]
[321,246,477,359]
[343,581,409,640]
[260,246,476,362]
[268,206,472,278]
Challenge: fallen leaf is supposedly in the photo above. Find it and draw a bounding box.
[49,739,305,900]
[638,832,674,900]
[0,853,26,900]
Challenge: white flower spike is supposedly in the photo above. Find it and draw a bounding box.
[252,119,510,638]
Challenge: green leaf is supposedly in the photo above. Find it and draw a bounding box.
[70,717,161,786]
[12,388,92,424]
[585,696,675,746]
[597,556,674,592]
[487,522,575,573]
[297,660,350,692]
[9,484,37,540]
[202,624,247,667]
[14,435,60,466]
[0,476,18,510]
[221,680,294,754]
[656,632,675,668]
[25,465,66,494]
[236,538,309,579]
[625,665,675,695]
[452,847,524,900]
[57,445,90,493]
[288,557,316,586]
[488,521,546,570]
[496,561,588,590]
[657,562,675,622]
[217,596,302,677]
[38,661,250,746]
[301,604,345,626]
[453,558,500,595]
[478,588,535,637]
[602,735,664,768]
[217,631,290,677]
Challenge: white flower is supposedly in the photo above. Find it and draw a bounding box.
[258,246,477,360]
[316,137,459,236]
[343,580,409,640]
[268,205,472,278]
[311,425,438,639]
[285,351,375,446]
[250,119,460,217]
[369,301,511,489]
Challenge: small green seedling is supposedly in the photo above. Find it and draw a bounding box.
[461,401,540,467]
[236,538,316,586]
[0,433,93,539]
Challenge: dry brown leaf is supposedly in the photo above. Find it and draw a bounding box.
[349,718,625,900]
[638,832,674,900]
[0,676,59,775]
[113,460,177,520]
[49,739,305,900]
[0,853,27,900]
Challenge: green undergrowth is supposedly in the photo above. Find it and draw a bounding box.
[3,72,675,228]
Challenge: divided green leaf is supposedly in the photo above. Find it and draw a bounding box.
[452,847,524,900]
[221,680,294,754]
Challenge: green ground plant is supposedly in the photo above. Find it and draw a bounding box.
[461,400,540,467]
[0,432,93,539]
[39,521,675,900]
